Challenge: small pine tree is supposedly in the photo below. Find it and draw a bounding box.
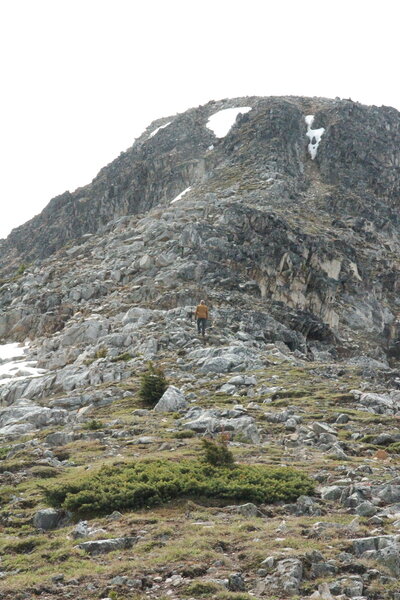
[201,435,235,467]
[139,362,168,407]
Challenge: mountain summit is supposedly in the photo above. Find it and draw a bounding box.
[1,95,400,360]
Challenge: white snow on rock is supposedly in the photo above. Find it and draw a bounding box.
[305,115,325,160]
[148,121,172,139]
[0,343,26,361]
[0,343,45,385]
[170,187,191,205]
[207,107,252,138]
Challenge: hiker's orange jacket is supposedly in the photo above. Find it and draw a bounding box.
[195,304,208,319]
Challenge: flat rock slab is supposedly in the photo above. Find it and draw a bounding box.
[312,422,337,435]
[351,534,400,556]
[76,536,138,555]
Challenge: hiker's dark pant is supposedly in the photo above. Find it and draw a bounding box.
[197,318,207,335]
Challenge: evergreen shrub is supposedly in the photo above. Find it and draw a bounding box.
[43,459,314,517]
[82,419,104,431]
[139,362,167,407]
[201,436,234,467]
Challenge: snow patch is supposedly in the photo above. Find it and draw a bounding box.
[170,187,191,205]
[207,107,252,138]
[0,343,26,361]
[148,121,172,139]
[305,115,325,160]
[0,343,45,385]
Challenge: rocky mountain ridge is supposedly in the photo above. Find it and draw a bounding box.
[2,95,400,360]
[1,96,400,599]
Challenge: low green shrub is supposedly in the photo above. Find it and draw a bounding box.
[360,434,377,444]
[139,362,167,407]
[82,419,104,431]
[201,436,234,467]
[94,347,107,359]
[52,448,70,461]
[43,459,314,517]
[0,446,10,460]
[111,352,133,362]
[175,430,196,439]
[16,263,27,276]
[387,442,400,454]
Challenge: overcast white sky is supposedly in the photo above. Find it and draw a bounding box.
[0,0,399,240]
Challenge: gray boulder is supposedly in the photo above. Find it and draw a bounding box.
[352,390,397,415]
[228,572,245,591]
[320,486,343,501]
[33,508,64,530]
[227,375,257,386]
[0,400,68,436]
[59,318,109,347]
[121,307,154,326]
[312,422,337,435]
[377,485,400,504]
[76,536,138,555]
[71,520,106,539]
[183,408,260,443]
[351,534,400,556]
[0,423,35,437]
[264,557,303,596]
[235,503,262,518]
[45,431,74,446]
[356,501,377,517]
[153,386,187,412]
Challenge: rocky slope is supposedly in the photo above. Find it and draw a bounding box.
[1,96,400,599]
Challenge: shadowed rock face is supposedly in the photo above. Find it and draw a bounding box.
[1,95,400,360]
[316,102,400,201]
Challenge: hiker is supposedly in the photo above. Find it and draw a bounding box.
[194,300,208,336]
